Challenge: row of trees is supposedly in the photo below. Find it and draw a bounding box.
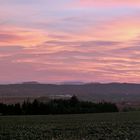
[0,96,118,115]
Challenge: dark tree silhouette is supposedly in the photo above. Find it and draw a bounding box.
[0,96,118,115]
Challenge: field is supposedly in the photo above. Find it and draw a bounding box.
[0,112,140,140]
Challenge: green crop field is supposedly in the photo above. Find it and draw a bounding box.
[0,112,140,140]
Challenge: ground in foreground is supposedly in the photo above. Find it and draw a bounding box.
[0,112,140,140]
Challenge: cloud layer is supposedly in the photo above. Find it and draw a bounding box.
[0,0,140,83]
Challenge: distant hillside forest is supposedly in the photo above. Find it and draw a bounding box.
[0,96,118,115]
[0,83,140,102]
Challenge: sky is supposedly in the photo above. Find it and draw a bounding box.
[0,0,140,83]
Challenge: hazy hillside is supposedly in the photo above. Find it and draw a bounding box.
[0,83,140,102]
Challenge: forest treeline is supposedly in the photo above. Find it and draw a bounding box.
[0,96,118,115]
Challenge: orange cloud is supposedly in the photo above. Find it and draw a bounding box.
[0,26,48,47]
[74,15,140,45]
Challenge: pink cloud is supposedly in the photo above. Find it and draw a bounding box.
[1,8,140,83]
[76,0,140,7]
[0,26,48,47]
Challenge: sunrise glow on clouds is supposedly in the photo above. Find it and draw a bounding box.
[76,0,140,7]
[0,0,140,83]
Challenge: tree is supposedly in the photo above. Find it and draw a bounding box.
[70,95,79,106]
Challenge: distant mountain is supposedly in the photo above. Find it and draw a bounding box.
[21,81,41,85]
[0,83,140,102]
[59,81,85,85]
